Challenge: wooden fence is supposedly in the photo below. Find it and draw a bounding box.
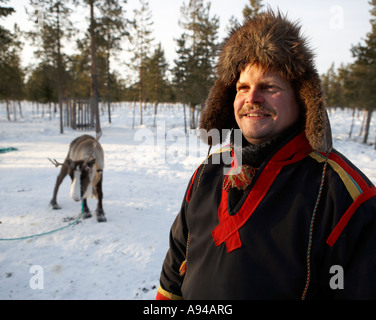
[64,98,94,130]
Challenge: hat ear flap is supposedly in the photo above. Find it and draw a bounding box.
[299,73,333,153]
[199,79,238,146]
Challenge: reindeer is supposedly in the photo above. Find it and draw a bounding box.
[49,134,106,222]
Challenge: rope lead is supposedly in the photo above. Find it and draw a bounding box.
[0,206,84,241]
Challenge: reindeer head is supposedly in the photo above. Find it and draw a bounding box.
[68,158,96,202]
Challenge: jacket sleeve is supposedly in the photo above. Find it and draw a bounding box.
[156,204,188,300]
[325,187,376,299]
[156,167,201,300]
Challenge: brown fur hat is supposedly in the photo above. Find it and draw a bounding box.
[199,10,332,152]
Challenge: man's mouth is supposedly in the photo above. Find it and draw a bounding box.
[240,105,276,118]
[244,112,271,118]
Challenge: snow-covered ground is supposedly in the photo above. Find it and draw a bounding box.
[0,103,375,300]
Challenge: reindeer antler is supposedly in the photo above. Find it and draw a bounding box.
[48,158,64,168]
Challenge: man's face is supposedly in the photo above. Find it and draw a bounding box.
[234,63,300,145]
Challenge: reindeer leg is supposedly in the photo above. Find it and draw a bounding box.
[82,199,92,219]
[50,162,68,210]
[94,175,106,222]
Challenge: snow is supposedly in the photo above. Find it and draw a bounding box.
[0,103,375,300]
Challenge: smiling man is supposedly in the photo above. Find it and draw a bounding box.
[156,10,376,300]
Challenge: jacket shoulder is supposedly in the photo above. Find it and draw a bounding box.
[309,149,376,247]
[309,149,374,201]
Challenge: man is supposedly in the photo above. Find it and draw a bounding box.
[156,10,376,300]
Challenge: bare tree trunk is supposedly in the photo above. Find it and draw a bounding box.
[183,103,187,134]
[349,108,355,138]
[18,101,23,120]
[107,77,112,124]
[48,102,52,120]
[359,109,366,136]
[153,102,159,128]
[139,66,143,126]
[56,3,64,134]
[190,105,196,129]
[89,0,101,135]
[6,100,11,121]
[132,100,136,130]
[12,101,17,121]
[106,34,112,124]
[363,109,372,144]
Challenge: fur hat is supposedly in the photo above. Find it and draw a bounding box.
[199,10,332,152]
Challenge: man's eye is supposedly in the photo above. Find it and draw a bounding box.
[237,85,248,92]
[263,84,278,91]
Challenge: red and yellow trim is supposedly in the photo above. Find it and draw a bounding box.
[310,150,376,247]
[156,285,183,300]
[326,187,376,247]
[309,151,366,201]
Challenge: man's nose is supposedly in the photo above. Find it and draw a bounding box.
[245,87,265,105]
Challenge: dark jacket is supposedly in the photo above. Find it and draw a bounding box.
[157,131,376,300]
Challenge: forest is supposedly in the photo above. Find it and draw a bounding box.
[1,0,376,145]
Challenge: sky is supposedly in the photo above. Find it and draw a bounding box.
[2,0,374,77]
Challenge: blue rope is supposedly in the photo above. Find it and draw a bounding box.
[0,203,84,241]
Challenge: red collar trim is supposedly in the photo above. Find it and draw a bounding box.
[212,132,311,253]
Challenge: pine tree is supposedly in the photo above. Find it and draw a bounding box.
[26,62,57,103]
[97,0,129,123]
[351,0,376,144]
[86,0,101,134]
[66,37,92,99]
[176,0,219,129]
[0,19,25,120]
[144,43,169,126]
[335,63,361,138]
[337,63,358,109]
[173,34,190,133]
[27,0,75,133]
[0,0,15,49]
[242,0,264,19]
[129,0,154,126]
[173,34,189,101]
[65,23,127,103]
[321,63,344,108]
[225,15,239,34]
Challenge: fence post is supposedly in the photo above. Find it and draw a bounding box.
[63,98,96,130]
[71,98,76,130]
